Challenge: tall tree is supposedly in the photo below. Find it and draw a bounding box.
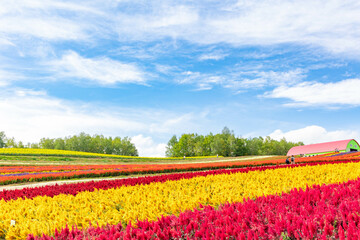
[166,135,180,157]
[178,134,196,157]
[234,137,247,156]
[54,138,66,150]
[39,138,55,149]
[0,131,6,148]
[5,137,17,148]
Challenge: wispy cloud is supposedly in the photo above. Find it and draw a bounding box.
[264,78,360,107]
[0,69,24,86]
[1,0,359,58]
[0,1,103,41]
[226,68,306,90]
[50,51,146,86]
[109,0,360,57]
[114,4,199,42]
[176,68,306,92]
[198,52,228,61]
[155,64,180,75]
[207,0,360,57]
[178,71,224,90]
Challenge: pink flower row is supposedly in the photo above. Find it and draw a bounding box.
[29,175,360,240]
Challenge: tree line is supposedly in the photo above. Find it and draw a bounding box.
[0,131,138,156]
[166,127,303,157]
[0,128,304,158]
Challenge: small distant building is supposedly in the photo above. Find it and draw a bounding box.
[287,139,360,157]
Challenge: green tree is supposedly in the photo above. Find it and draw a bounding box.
[17,141,25,148]
[166,135,180,157]
[210,127,237,157]
[178,134,196,157]
[39,138,55,149]
[77,132,92,152]
[202,133,214,156]
[6,137,17,148]
[165,128,305,157]
[54,138,66,150]
[193,135,205,156]
[113,136,138,156]
[30,143,39,149]
[0,131,6,148]
[234,137,247,156]
[66,135,81,151]
[245,137,264,155]
[211,134,226,156]
[112,137,122,155]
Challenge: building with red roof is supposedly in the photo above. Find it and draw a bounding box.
[287,139,360,156]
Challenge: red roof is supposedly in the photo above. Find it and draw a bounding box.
[287,139,355,156]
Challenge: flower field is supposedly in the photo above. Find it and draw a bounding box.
[0,158,360,239]
[1,152,360,239]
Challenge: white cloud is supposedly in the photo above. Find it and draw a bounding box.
[176,68,306,92]
[0,69,24,86]
[111,0,360,57]
[0,88,207,156]
[155,64,179,75]
[51,51,145,85]
[0,38,14,47]
[257,69,306,86]
[0,17,86,41]
[178,71,224,91]
[0,1,102,41]
[131,134,167,157]
[269,125,359,145]
[0,81,7,87]
[115,4,199,41]
[0,1,359,58]
[226,68,306,89]
[208,0,360,56]
[225,77,267,89]
[264,78,360,107]
[198,53,228,61]
[0,91,144,143]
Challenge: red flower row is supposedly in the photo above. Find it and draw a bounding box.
[29,173,360,240]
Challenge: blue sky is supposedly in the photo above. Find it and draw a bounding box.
[1,0,360,156]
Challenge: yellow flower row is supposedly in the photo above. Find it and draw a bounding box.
[2,162,360,239]
[0,148,219,160]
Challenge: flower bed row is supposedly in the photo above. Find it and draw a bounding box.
[0,158,290,185]
[2,161,360,239]
[3,152,357,186]
[1,160,350,202]
[4,151,358,177]
[30,176,360,240]
[304,151,360,162]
